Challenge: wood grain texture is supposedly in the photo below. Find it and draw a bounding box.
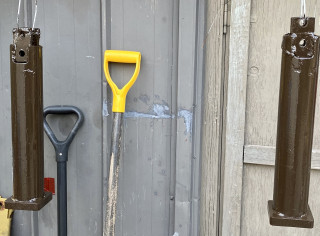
[200,0,225,235]
[245,0,320,147]
[241,164,320,236]
[244,145,320,169]
[220,0,251,235]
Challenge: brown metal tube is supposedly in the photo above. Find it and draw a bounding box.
[268,17,320,228]
[5,28,52,211]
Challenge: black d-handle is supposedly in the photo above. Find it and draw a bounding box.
[44,106,84,162]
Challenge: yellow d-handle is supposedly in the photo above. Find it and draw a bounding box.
[104,50,141,113]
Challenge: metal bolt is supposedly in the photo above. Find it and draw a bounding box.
[299,39,306,47]
[299,18,306,27]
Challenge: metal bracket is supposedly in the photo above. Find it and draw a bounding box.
[12,27,40,63]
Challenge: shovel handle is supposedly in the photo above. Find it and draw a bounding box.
[104,50,141,113]
[43,106,84,161]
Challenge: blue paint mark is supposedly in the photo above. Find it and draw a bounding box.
[124,111,159,119]
[152,104,171,118]
[123,104,193,133]
[124,104,172,119]
[103,99,109,117]
[178,110,193,134]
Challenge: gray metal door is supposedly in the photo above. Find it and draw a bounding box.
[0,0,205,235]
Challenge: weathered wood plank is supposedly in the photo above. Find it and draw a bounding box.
[200,0,225,235]
[244,145,320,170]
[245,0,320,147]
[220,0,251,235]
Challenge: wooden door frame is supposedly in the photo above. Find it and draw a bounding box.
[200,0,251,235]
[220,0,251,235]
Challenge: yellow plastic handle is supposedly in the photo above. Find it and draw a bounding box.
[104,50,141,113]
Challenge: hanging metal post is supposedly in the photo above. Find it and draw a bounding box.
[268,17,320,228]
[5,27,52,211]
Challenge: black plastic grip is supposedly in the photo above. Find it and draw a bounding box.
[43,106,84,162]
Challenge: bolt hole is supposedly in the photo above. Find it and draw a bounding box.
[299,18,307,27]
[0,202,3,207]
[19,50,25,57]
[299,39,306,47]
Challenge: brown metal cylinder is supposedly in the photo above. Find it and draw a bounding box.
[5,28,52,211]
[268,17,320,228]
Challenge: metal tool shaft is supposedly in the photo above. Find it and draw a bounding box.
[46,144,69,236]
[105,112,123,236]
[57,160,67,236]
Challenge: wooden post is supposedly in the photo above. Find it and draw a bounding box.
[200,0,226,235]
[220,0,251,235]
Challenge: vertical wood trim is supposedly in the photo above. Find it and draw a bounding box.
[220,0,251,235]
[200,0,225,235]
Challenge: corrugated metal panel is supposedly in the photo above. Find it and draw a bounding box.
[107,1,176,235]
[0,0,204,235]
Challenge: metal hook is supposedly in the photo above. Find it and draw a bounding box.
[33,0,38,29]
[17,0,22,28]
[16,0,38,28]
[301,0,306,18]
